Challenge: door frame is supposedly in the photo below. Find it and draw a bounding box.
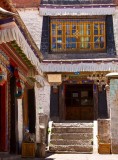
[59,82,97,121]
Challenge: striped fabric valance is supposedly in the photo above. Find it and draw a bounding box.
[41,61,118,72]
[0,21,42,75]
[40,7,115,16]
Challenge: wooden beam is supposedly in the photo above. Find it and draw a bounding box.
[0,43,29,75]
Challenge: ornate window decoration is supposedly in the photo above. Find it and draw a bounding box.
[50,17,106,52]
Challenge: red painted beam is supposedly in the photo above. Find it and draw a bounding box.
[0,43,29,75]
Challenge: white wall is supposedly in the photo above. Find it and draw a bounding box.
[110,79,118,153]
[17,99,23,150]
[35,84,51,142]
[18,9,43,50]
[113,7,118,56]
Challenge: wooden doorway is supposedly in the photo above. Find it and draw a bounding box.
[65,84,94,120]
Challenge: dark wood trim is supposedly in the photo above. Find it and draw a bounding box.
[50,16,106,19]
[59,84,65,120]
[93,84,98,120]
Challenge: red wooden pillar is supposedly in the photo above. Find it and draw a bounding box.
[0,83,7,151]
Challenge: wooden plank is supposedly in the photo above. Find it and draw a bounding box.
[98,143,111,154]
[22,143,35,158]
[66,106,93,120]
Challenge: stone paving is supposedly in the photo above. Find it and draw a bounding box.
[45,153,118,160]
[0,153,118,160]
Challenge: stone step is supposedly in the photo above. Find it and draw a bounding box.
[49,122,93,153]
[51,133,93,140]
[49,145,93,153]
[52,127,93,133]
[50,139,93,145]
[53,122,93,128]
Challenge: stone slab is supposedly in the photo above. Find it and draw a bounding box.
[98,119,111,143]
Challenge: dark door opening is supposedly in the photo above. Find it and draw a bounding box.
[65,84,94,120]
[28,89,36,134]
[10,76,17,154]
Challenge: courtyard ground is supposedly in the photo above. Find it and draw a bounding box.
[45,153,118,160]
[0,153,118,160]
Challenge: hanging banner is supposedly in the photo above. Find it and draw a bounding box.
[47,74,62,83]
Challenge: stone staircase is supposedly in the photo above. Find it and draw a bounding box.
[49,122,93,153]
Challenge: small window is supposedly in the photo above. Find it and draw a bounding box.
[50,18,106,52]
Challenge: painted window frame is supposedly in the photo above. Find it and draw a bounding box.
[50,17,106,53]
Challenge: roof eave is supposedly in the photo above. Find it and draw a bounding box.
[2,0,43,61]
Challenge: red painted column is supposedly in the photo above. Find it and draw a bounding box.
[0,83,7,151]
